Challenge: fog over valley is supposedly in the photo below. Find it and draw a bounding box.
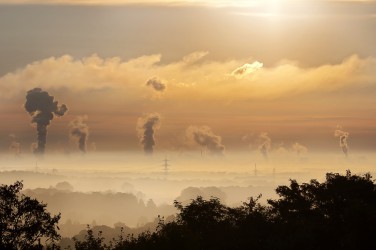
[1,151,374,238]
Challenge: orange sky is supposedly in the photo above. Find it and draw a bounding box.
[0,0,375,154]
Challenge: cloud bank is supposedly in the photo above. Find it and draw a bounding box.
[1,53,374,103]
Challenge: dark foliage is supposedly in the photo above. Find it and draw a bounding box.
[267,170,376,249]
[75,171,376,250]
[0,181,61,250]
[73,225,107,250]
[3,171,375,250]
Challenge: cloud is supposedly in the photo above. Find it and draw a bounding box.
[182,51,209,64]
[1,53,374,103]
[146,77,167,92]
[185,126,225,155]
[231,61,263,79]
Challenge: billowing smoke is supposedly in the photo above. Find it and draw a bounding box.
[137,113,161,154]
[24,88,68,154]
[334,129,349,156]
[186,126,225,155]
[258,132,271,158]
[291,142,308,156]
[69,116,89,153]
[9,134,21,155]
[146,77,166,92]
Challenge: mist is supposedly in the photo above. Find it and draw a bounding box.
[0,150,374,238]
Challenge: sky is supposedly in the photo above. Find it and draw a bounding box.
[0,0,376,155]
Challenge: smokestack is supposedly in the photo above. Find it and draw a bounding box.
[137,113,161,155]
[69,116,89,153]
[258,132,271,158]
[186,126,225,156]
[334,129,349,156]
[24,88,68,154]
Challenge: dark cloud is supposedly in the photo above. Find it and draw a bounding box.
[24,88,68,154]
[186,126,225,155]
[137,113,161,154]
[146,77,166,92]
[335,129,349,156]
[69,116,89,153]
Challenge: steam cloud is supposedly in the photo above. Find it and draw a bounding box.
[24,88,68,154]
[291,142,308,156]
[9,134,21,155]
[258,132,271,158]
[146,77,166,92]
[186,126,225,155]
[137,113,161,154]
[334,129,349,156]
[69,116,89,153]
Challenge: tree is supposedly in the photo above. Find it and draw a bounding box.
[73,225,108,250]
[268,170,376,249]
[0,181,61,249]
[71,171,376,250]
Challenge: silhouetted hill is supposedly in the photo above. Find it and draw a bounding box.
[22,188,176,236]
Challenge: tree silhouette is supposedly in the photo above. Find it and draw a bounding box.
[72,171,376,250]
[267,170,376,249]
[0,181,61,249]
[74,225,108,250]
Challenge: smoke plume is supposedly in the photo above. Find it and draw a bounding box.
[291,142,308,156]
[258,132,271,158]
[9,134,21,155]
[137,113,161,154]
[146,77,166,92]
[24,88,68,154]
[69,116,89,153]
[186,126,225,155]
[334,129,349,156]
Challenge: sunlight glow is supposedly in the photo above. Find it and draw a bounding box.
[0,0,289,7]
